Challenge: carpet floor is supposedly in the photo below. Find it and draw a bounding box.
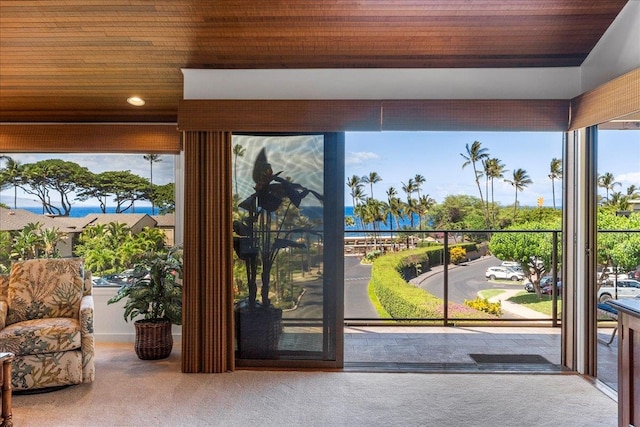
[11,343,617,427]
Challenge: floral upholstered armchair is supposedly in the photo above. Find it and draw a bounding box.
[0,258,95,390]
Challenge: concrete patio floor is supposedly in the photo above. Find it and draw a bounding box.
[343,325,618,392]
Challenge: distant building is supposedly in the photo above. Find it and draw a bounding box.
[81,213,157,234]
[152,213,175,246]
[0,207,80,257]
[1,208,175,257]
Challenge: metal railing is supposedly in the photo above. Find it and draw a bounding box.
[343,228,562,326]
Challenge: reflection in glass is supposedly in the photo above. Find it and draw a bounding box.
[596,123,640,391]
[232,135,325,359]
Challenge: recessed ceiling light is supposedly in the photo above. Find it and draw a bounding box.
[127,97,145,106]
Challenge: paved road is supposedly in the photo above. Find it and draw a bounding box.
[288,255,529,320]
[283,255,377,320]
[282,277,324,319]
[416,256,525,303]
[344,256,377,319]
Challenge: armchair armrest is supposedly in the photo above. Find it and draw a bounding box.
[80,295,94,336]
[0,301,7,330]
[79,295,95,383]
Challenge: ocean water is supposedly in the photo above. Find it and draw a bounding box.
[22,206,156,218]
[20,205,415,230]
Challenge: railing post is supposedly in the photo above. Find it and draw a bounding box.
[552,231,558,327]
[444,232,449,326]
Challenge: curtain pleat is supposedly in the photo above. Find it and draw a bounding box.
[182,130,234,373]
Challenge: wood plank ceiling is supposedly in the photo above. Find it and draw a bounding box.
[0,0,629,123]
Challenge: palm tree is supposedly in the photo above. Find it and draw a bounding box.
[412,174,427,229]
[360,198,386,250]
[598,172,621,203]
[386,186,398,231]
[626,185,639,198]
[386,187,403,242]
[362,172,382,199]
[413,174,426,200]
[0,156,22,209]
[232,144,246,197]
[609,191,628,210]
[401,178,416,228]
[143,154,163,215]
[485,157,507,227]
[505,168,533,221]
[417,195,435,230]
[347,175,364,229]
[548,158,562,210]
[461,141,490,228]
[346,175,363,208]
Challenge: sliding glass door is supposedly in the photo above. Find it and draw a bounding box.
[232,133,344,366]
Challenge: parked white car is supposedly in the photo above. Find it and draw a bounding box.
[486,266,524,281]
[500,261,521,269]
[598,279,640,303]
[597,266,628,283]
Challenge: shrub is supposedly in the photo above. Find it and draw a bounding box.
[464,297,503,316]
[364,249,383,263]
[449,246,467,264]
[369,248,497,320]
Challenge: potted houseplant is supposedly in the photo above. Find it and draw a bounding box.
[233,147,322,358]
[107,245,183,360]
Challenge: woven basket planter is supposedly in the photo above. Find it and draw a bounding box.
[134,318,173,360]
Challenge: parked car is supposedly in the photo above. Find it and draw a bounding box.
[541,277,562,295]
[501,261,521,269]
[91,277,111,287]
[522,276,561,294]
[118,268,150,283]
[597,266,628,284]
[597,279,640,303]
[524,279,534,292]
[102,273,127,285]
[501,261,524,273]
[485,266,524,281]
[628,270,640,281]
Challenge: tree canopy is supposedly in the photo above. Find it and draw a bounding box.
[0,156,175,215]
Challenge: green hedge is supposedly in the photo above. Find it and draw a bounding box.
[370,247,494,320]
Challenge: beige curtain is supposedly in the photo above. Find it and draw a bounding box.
[182,130,235,373]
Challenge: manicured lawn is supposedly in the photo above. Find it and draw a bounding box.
[507,291,562,316]
[478,289,505,300]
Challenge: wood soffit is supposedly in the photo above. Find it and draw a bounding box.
[0,1,629,124]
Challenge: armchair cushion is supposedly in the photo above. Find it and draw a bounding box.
[0,317,81,356]
[6,258,84,324]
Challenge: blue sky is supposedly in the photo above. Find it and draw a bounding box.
[1,129,638,209]
[345,130,640,207]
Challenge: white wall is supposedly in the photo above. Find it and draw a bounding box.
[93,286,182,343]
[581,0,640,92]
[183,67,581,100]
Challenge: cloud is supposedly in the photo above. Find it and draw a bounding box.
[617,171,640,186]
[346,151,379,165]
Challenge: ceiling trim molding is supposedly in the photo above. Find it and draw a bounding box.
[570,67,640,130]
[178,99,569,132]
[0,124,180,153]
